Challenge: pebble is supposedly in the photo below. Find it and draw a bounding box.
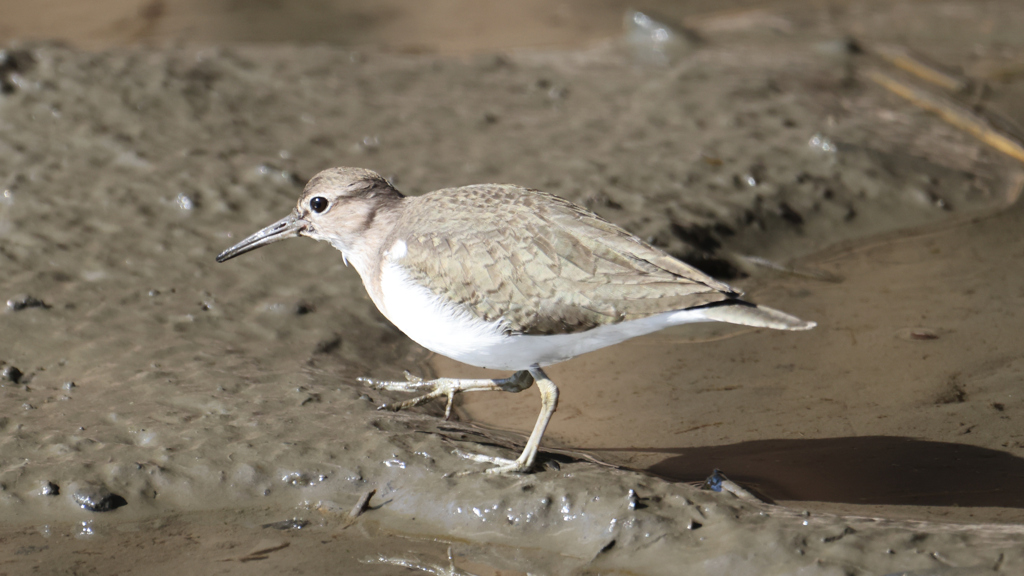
[2,365,23,383]
[7,295,50,311]
[70,483,128,512]
[39,481,59,496]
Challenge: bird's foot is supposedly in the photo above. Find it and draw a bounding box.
[447,367,557,475]
[449,449,531,476]
[358,371,461,419]
[359,369,549,476]
[358,370,534,421]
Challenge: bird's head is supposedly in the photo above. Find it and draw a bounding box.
[216,167,403,264]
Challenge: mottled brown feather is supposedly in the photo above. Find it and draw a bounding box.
[379,184,738,336]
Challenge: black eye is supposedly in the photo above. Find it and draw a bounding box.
[309,196,329,213]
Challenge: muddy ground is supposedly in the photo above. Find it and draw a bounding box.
[2,1,1024,574]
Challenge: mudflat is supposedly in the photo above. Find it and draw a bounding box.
[2,1,1023,573]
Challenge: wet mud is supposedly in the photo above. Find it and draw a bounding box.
[2,1,1024,574]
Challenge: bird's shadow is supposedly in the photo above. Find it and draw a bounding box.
[599,436,1024,508]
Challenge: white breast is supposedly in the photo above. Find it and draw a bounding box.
[377,259,715,371]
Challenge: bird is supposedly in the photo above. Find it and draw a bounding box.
[216,167,815,474]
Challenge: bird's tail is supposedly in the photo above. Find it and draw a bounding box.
[700,302,816,331]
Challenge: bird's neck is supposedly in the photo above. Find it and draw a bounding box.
[338,195,406,286]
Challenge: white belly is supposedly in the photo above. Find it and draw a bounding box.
[378,261,713,371]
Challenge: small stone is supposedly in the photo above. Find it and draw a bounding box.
[70,483,127,512]
[6,295,49,311]
[39,482,59,496]
[2,366,22,383]
[63,381,76,390]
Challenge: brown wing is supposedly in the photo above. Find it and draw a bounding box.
[390,185,737,335]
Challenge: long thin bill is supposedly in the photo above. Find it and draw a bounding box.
[216,212,307,263]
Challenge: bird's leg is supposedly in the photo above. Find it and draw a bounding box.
[359,370,534,420]
[453,365,559,475]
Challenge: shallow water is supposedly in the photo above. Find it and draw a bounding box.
[2,1,1024,574]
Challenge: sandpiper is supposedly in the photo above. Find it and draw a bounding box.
[217,167,814,474]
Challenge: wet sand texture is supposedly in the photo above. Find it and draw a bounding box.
[3,2,1024,573]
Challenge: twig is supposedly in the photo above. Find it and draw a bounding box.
[342,488,376,528]
[864,67,1024,165]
